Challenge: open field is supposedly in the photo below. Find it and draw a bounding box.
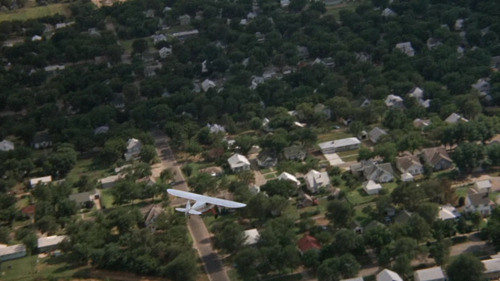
[0,3,70,22]
[1,254,86,281]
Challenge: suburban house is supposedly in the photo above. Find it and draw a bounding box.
[413,118,431,129]
[94,125,109,135]
[256,151,278,168]
[482,258,500,280]
[278,172,300,186]
[21,205,36,221]
[304,170,330,193]
[396,153,424,176]
[98,174,123,189]
[377,269,403,281]
[37,235,68,252]
[228,153,251,172]
[199,166,223,177]
[363,180,382,195]
[283,145,306,161]
[144,205,165,232]
[395,41,415,56]
[438,204,461,221]
[178,14,191,25]
[124,138,142,161]
[368,127,388,143]
[381,7,396,17]
[69,190,100,209]
[401,172,414,182]
[201,79,216,92]
[408,86,431,108]
[352,161,395,183]
[413,266,446,281]
[30,176,52,188]
[0,139,14,151]
[384,94,404,108]
[0,244,27,261]
[297,234,321,254]
[318,137,361,154]
[465,192,493,216]
[445,113,468,124]
[313,103,332,119]
[243,228,260,246]
[474,179,492,193]
[207,123,226,134]
[158,47,172,59]
[32,131,52,149]
[426,38,443,50]
[421,147,453,171]
[394,210,412,224]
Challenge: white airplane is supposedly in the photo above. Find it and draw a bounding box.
[167,189,246,216]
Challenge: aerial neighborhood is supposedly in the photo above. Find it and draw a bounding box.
[1,0,500,280]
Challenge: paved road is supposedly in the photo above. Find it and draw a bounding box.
[152,129,230,281]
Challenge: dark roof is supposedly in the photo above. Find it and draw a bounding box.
[21,205,36,215]
[421,147,452,166]
[69,190,96,205]
[298,234,321,252]
[467,192,491,206]
[396,154,422,171]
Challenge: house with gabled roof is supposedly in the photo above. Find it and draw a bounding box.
[69,189,99,209]
[297,234,321,254]
[413,118,431,129]
[395,42,415,56]
[474,179,492,193]
[421,147,453,171]
[243,228,260,246]
[319,138,361,154]
[179,14,191,25]
[201,79,216,92]
[426,38,442,50]
[384,94,404,108]
[413,266,446,281]
[283,145,306,161]
[0,244,26,261]
[368,127,388,143]
[304,170,330,193]
[278,172,300,186]
[38,235,68,252]
[438,204,461,221]
[144,205,164,232]
[256,151,278,168]
[364,162,395,183]
[124,138,142,161]
[377,269,403,281]
[30,176,52,188]
[381,7,396,17]
[482,258,500,280]
[445,113,468,124]
[465,192,493,216]
[228,153,251,172]
[0,139,14,151]
[363,180,382,195]
[396,153,423,176]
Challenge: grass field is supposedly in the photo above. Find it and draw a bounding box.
[317,130,353,142]
[0,3,71,22]
[1,254,85,281]
[324,0,368,18]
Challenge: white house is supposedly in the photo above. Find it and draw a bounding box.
[395,42,415,56]
[227,154,251,172]
[465,192,493,216]
[207,123,226,134]
[318,137,361,154]
[38,235,68,252]
[482,258,500,280]
[381,7,396,17]
[445,113,468,124]
[243,228,260,246]
[278,172,300,186]
[377,269,403,281]
[363,180,382,195]
[124,138,142,161]
[304,170,330,193]
[413,266,446,281]
[0,139,14,151]
[158,47,172,59]
[201,79,216,92]
[384,94,404,108]
[474,179,492,193]
[438,204,461,221]
[30,176,52,188]
[0,244,27,261]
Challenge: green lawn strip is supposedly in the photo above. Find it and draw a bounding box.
[0,3,70,22]
[264,173,277,180]
[99,188,114,208]
[346,188,376,205]
[262,272,302,281]
[317,130,353,142]
[65,158,109,184]
[260,168,273,174]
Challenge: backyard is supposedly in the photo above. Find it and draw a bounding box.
[0,2,70,22]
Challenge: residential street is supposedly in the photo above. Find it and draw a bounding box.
[152,129,230,281]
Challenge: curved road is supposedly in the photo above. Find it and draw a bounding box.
[152,129,230,281]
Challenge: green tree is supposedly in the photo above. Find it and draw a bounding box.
[317,258,340,281]
[211,219,245,254]
[140,145,157,164]
[326,200,354,228]
[260,180,297,198]
[429,239,452,265]
[446,254,485,281]
[111,181,140,205]
[452,142,485,174]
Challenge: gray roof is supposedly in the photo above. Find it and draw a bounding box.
[414,266,445,281]
[69,190,98,205]
[483,258,500,275]
[467,192,491,206]
[369,127,388,143]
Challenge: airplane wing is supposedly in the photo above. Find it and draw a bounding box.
[167,189,246,208]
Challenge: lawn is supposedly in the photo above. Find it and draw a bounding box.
[324,0,368,18]
[264,173,277,180]
[65,158,109,184]
[346,188,376,206]
[317,130,353,142]
[0,3,71,22]
[1,253,85,281]
[99,188,114,208]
